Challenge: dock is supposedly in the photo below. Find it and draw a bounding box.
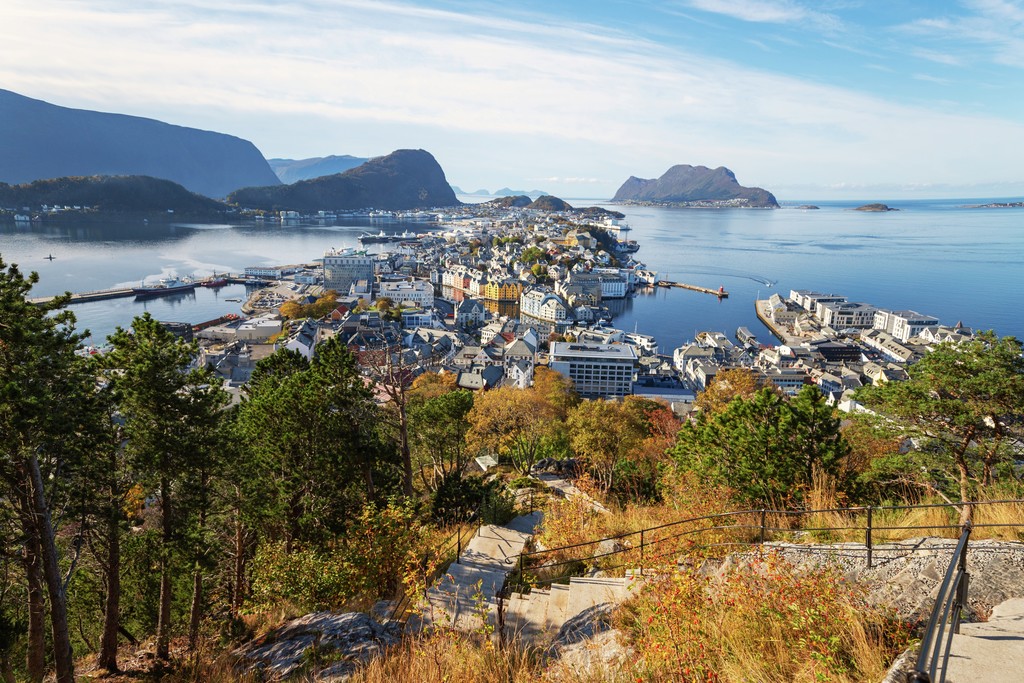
[28,275,258,307]
[656,280,729,298]
[754,299,801,345]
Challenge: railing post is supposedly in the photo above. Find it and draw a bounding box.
[639,529,645,575]
[865,506,873,569]
[954,521,972,635]
[517,551,525,593]
[457,530,462,564]
[759,509,767,545]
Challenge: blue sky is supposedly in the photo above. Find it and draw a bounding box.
[4,0,1024,199]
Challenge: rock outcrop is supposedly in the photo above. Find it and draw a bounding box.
[855,203,899,212]
[0,89,280,198]
[232,611,400,681]
[228,149,459,211]
[612,165,778,208]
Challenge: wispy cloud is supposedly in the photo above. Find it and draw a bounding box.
[913,73,952,85]
[900,0,1024,68]
[911,48,964,66]
[682,0,842,31]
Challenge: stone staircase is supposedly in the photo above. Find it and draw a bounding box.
[501,575,641,643]
[417,511,640,645]
[420,514,538,632]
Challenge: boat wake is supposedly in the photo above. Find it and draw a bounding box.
[680,267,776,287]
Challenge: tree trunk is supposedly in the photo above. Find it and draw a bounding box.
[98,502,121,671]
[0,655,16,683]
[398,403,414,498]
[232,500,245,616]
[955,431,975,526]
[22,531,45,683]
[956,455,973,526]
[156,477,173,660]
[26,454,75,683]
[188,566,203,650]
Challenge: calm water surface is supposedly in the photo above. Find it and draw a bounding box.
[1,198,1022,348]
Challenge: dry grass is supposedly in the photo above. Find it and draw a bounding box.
[619,553,912,683]
[347,630,540,683]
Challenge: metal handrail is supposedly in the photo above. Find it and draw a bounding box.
[907,522,972,683]
[505,499,1022,593]
[387,511,484,623]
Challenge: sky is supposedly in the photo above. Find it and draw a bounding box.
[3,0,1024,200]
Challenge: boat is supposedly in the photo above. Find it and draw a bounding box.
[201,276,228,288]
[358,229,421,244]
[359,230,391,243]
[132,276,197,298]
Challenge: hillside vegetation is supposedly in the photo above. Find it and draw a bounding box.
[0,174,227,215]
[1,260,1022,682]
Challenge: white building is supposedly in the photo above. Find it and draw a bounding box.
[548,342,638,399]
[873,309,940,343]
[520,288,570,325]
[817,301,877,329]
[379,280,434,309]
[323,248,374,294]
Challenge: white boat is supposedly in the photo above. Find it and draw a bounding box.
[132,276,197,298]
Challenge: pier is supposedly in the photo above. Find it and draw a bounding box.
[28,275,259,307]
[656,281,729,298]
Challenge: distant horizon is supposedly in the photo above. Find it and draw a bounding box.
[4,1,1024,200]
[455,191,1024,205]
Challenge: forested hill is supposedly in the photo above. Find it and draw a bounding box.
[0,89,281,198]
[227,149,460,211]
[612,164,778,207]
[0,175,227,216]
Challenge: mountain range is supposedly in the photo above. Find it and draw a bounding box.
[228,149,458,211]
[268,155,370,183]
[613,165,778,208]
[0,89,280,198]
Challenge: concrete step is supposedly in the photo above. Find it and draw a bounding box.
[565,577,629,620]
[940,598,1024,683]
[546,583,571,632]
[462,524,532,570]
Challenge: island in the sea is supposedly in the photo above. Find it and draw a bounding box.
[854,203,899,212]
[612,164,778,208]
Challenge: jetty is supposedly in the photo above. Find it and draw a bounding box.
[28,274,255,307]
[656,280,728,298]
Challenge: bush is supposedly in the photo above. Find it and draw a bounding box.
[620,552,911,682]
[247,501,425,613]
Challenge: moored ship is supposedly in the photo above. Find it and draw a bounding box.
[132,277,197,298]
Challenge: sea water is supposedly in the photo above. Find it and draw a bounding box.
[1,198,1021,347]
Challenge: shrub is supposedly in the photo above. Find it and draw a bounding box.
[247,501,425,613]
[620,552,911,682]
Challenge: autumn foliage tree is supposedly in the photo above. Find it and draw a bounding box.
[465,386,564,474]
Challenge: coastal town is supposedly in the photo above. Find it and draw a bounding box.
[123,202,972,414]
